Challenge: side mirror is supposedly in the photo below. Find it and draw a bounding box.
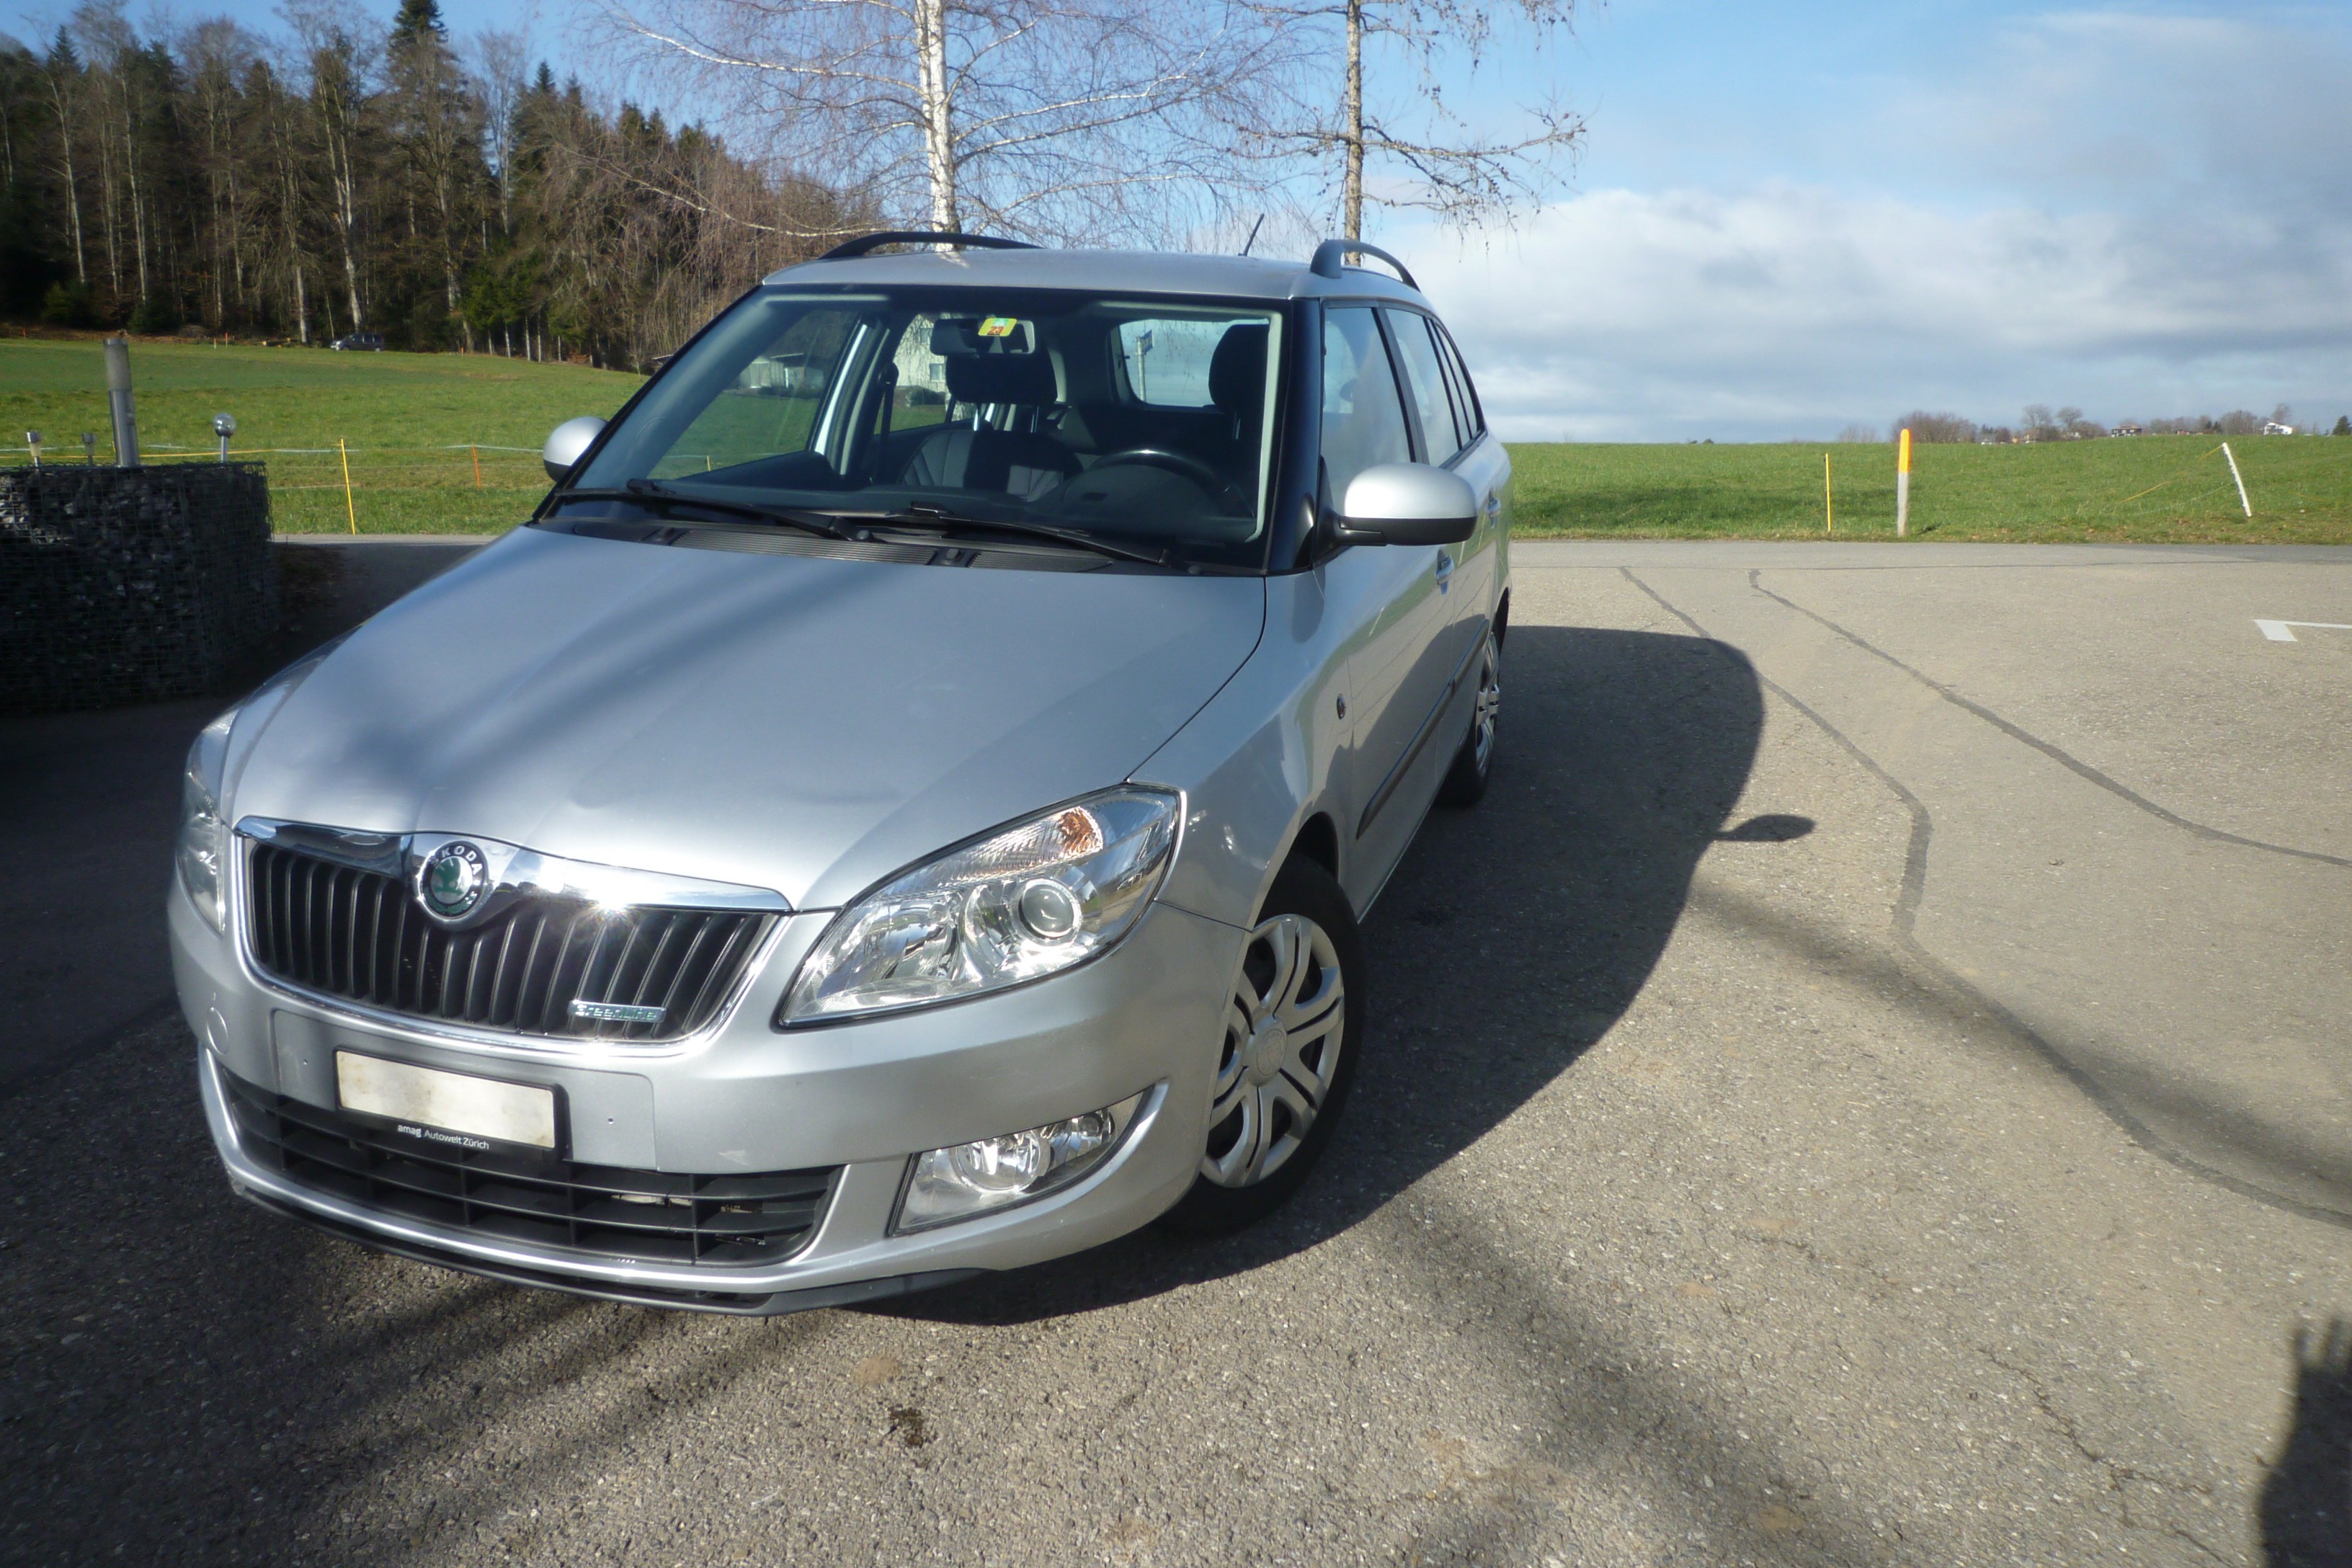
[543,415,607,481]
[1335,462,1478,546]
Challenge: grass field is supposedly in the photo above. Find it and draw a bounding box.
[0,335,643,533]
[6,335,2348,540]
[1509,438,2352,543]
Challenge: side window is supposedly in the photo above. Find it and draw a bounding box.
[1114,318,1235,406]
[887,314,955,432]
[655,307,856,478]
[1432,321,1485,445]
[1425,321,1471,453]
[1321,306,1412,504]
[1384,308,1459,465]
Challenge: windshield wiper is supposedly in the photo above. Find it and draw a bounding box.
[553,481,852,540]
[847,504,1171,567]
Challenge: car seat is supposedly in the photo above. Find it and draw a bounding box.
[900,352,1082,501]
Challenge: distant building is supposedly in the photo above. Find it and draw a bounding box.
[2263,421,2295,435]
[2110,424,2144,437]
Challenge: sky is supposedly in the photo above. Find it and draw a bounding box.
[14,0,2349,442]
[1387,0,2352,440]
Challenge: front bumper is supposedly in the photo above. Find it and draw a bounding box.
[177,886,1241,1311]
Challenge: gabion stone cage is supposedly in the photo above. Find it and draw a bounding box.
[0,463,276,715]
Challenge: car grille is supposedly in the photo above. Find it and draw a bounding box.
[223,1072,837,1268]
[244,841,774,1043]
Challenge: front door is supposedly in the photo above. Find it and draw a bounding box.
[1319,304,1457,906]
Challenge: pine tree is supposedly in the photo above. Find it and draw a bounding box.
[392,0,445,41]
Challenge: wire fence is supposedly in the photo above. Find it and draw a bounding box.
[0,442,547,533]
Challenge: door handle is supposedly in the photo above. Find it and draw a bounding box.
[1433,553,1455,590]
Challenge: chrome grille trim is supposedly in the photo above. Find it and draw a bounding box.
[237,827,783,1044]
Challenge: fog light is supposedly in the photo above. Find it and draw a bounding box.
[894,1090,1150,1233]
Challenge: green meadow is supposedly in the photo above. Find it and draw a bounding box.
[0,334,643,533]
[5,335,2348,540]
[1508,438,2352,543]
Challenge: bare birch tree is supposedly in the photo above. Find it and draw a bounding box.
[1247,0,1589,241]
[594,0,1288,244]
[468,30,527,233]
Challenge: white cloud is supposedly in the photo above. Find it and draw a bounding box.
[1396,9,2352,441]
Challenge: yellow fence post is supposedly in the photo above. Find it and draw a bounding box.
[471,444,482,489]
[1896,427,1912,538]
[1824,453,1833,535]
[339,437,357,534]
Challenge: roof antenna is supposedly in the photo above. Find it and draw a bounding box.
[1240,213,1265,257]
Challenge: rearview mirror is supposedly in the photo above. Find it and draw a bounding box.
[1335,462,1478,546]
[543,415,606,481]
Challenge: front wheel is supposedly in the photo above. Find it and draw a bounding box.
[1158,858,1364,1236]
[1435,627,1502,808]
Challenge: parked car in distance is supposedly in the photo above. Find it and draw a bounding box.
[174,232,1512,1314]
[329,331,385,352]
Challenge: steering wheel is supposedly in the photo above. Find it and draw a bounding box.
[1087,447,1244,507]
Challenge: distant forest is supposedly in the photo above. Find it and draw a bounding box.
[0,0,866,369]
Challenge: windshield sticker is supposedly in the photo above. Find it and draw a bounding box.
[977,316,1021,339]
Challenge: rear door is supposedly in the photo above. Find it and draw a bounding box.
[1429,316,1509,624]
[1382,307,1496,711]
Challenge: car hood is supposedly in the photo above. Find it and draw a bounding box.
[231,527,1266,909]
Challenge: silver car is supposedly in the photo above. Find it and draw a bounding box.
[172,235,1510,1313]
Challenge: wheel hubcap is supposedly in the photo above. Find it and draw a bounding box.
[1470,637,1502,771]
[1201,912,1345,1188]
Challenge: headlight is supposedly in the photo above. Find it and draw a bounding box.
[780,787,1180,1024]
[894,1090,1150,1233]
[176,705,239,932]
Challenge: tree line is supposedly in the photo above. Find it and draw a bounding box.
[1840,404,2340,445]
[0,0,865,368]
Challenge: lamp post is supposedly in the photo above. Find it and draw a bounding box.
[213,412,237,463]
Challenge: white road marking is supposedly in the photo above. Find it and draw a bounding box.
[2254,619,2352,643]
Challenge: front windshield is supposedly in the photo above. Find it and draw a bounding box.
[566,286,1285,568]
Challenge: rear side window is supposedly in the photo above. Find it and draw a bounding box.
[1321,306,1412,502]
[1431,321,1484,446]
[1114,318,1241,407]
[1383,308,1461,464]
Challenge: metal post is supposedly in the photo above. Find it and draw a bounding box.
[81,432,97,466]
[23,430,38,468]
[213,412,237,464]
[103,337,140,468]
[1896,427,1912,538]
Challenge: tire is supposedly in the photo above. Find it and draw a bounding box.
[1158,856,1366,1237]
[1435,626,1502,808]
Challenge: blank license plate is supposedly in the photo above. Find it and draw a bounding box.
[335,1051,557,1152]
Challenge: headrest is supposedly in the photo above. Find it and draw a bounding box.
[946,350,1058,406]
[1208,323,1270,417]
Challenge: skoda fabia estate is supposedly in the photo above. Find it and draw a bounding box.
[173,233,1511,1313]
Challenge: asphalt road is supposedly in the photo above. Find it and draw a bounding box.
[4,540,2348,1567]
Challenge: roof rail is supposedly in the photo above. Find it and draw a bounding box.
[819,231,1041,261]
[1309,239,1418,291]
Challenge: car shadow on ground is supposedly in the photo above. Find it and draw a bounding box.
[2263,1319,2352,1568]
[884,621,1770,1324]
